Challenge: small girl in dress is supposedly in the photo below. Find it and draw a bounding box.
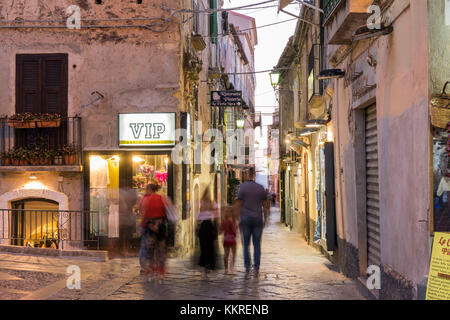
[220,206,238,274]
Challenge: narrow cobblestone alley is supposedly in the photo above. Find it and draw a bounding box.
[35,208,364,300]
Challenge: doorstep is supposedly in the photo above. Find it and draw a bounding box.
[0,165,83,172]
[0,245,108,262]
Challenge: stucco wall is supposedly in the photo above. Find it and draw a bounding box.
[376,0,430,286]
[329,0,431,290]
[0,1,182,150]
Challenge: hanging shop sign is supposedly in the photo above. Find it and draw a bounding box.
[210,91,242,107]
[426,232,450,300]
[118,113,176,147]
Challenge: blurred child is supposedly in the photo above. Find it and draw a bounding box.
[220,206,238,274]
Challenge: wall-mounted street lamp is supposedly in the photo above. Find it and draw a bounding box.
[269,71,281,88]
[317,69,345,80]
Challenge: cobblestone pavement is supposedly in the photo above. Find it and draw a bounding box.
[0,208,367,300]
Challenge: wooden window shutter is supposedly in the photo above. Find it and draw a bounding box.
[43,54,68,116]
[16,54,68,115]
[16,55,41,113]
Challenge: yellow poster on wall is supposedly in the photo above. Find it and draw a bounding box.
[426,232,450,300]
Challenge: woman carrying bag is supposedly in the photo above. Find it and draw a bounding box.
[139,182,178,283]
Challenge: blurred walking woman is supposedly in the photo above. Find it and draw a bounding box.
[196,188,219,279]
[139,182,168,282]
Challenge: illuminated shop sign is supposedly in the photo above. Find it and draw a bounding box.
[119,113,176,147]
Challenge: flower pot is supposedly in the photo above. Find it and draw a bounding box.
[39,158,50,166]
[36,119,61,128]
[64,154,75,165]
[29,158,40,166]
[19,159,29,166]
[11,159,19,166]
[8,120,36,129]
[54,156,63,165]
[2,158,10,166]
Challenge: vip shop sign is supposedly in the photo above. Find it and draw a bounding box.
[119,113,176,146]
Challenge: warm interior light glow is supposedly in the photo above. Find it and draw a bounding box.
[165,157,169,166]
[133,156,145,163]
[285,139,290,144]
[236,119,245,128]
[23,181,46,190]
[305,124,322,128]
[327,128,334,142]
[29,175,37,180]
[111,155,120,162]
[300,132,313,136]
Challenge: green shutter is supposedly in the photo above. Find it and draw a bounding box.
[210,0,218,43]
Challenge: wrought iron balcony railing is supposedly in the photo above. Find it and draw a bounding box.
[322,0,343,20]
[0,209,99,250]
[0,116,82,166]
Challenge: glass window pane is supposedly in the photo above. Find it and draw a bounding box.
[89,155,120,237]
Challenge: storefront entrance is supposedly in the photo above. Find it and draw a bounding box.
[84,151,173,251]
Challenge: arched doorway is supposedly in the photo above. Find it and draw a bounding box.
[11,198,59,247]
[0,188,69,247]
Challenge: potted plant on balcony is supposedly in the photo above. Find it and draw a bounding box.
[0,152,10,166]
[28,146,41,166]
[39,148,55,166]
[10,147,29,166]
[63,144,77,165]
[8,113,37,128]
[54,148,64,165]
[36,113,61,128]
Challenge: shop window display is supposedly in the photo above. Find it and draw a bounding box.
[131,155,169,232]
[89,155,120,237]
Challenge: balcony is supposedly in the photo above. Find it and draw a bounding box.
[0,116,82,171]
[322,0,373,45]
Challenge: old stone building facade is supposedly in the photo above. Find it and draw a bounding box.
[0,0,219,256]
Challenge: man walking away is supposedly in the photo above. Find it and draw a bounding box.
[234,168,270,279]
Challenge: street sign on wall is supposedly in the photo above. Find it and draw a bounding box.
[118,113,176,147]
[210,91,242,107]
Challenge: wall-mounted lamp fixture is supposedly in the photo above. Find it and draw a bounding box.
[269,71,281,88]
[29,175,37,180]
[317,69,345,80]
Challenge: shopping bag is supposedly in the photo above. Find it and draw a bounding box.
[162,196,179,223]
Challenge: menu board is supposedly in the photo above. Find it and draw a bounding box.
[426,232,450,300]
